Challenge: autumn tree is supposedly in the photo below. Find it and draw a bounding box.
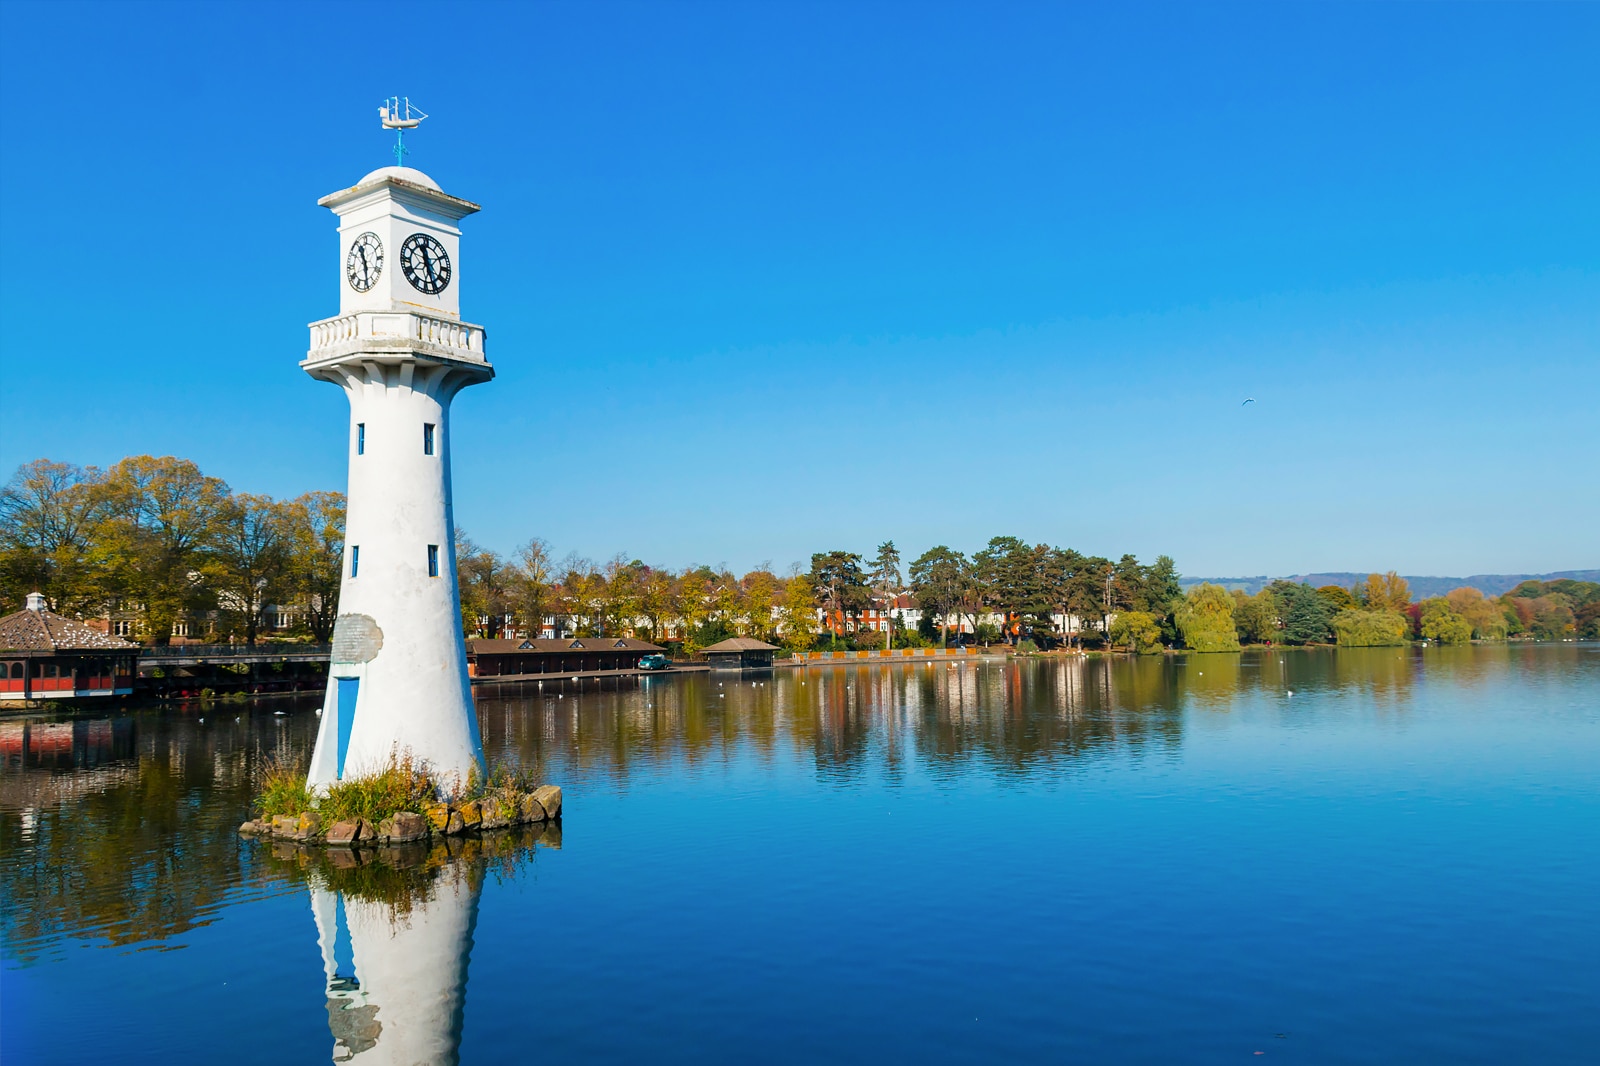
[1317,585,1357,612]
[741,567,782,639]
[1419,599,1472,644]
[509,537,555,638]
[282,490,344,643]
[780,574,818,649]
[1356,572,1411,613]
[0,459,107,613]
[1444,587,1507,640]
[93,456,231,643]
[208,493,289,645]
[456,531,514,638]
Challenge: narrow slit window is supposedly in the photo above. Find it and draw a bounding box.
[427,544,439,578]
[423,423,436,455]
[357,423,365,455]
[351,545,360,578]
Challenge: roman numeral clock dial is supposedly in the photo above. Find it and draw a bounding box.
[400,233,452,295]
[345,232,383,292]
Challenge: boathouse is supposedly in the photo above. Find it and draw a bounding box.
[700,637,779,670]
[467,637,666,680]
[0,593,138,704]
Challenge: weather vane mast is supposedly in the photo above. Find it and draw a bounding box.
[379,96,428,167]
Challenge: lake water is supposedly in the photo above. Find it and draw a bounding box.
[3,646,1597,1064]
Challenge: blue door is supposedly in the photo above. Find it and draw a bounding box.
[335,677,359,779]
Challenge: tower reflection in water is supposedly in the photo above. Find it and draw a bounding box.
[272,825,557,1064]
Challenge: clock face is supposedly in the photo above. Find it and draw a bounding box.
[400,233,452,295]
[345,232,383,292]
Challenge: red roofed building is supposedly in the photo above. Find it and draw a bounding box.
[1,593,139,704]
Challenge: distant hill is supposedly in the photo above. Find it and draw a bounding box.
[1180,570,1600,601]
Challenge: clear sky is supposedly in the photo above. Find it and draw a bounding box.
[0,1,1595,578]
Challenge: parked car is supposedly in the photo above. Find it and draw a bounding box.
[638,653,671,671]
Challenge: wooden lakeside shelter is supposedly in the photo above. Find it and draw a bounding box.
[700,637,779,671]
[467,637,666,680]
[1,593,138,704]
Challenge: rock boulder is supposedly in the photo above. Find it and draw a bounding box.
[532,785,562,820]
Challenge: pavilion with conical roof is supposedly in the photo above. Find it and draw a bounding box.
[0,593,138,703]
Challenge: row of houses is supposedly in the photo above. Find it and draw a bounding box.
[480,596,1097,644]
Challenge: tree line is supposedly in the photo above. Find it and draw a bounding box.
[0,458,343,644]
[1161,573,1600,653]
[6,456,1594,650]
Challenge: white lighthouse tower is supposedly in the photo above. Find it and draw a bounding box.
[303,134,490,791]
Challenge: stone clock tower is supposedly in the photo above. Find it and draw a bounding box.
[303,164,490,792]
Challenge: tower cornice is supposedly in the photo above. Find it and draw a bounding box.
[319,172,480,220]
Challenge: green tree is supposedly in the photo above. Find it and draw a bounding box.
[810,551,869,648]
[909,546,968,647]
[1175,583,1240,652]
[1331,608,1409,646]
[1268,580,1333,645]
[973,536,1047,642]
[1232,588,1278,645]
[1109,610,1162,654]
[867,541,904,648]
[1143,555,1184,642]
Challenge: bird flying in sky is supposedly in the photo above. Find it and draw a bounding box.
[1242,398,1255,406]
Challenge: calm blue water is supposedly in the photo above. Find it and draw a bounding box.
[3,646,1598,1064]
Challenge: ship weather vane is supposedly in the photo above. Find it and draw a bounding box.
[379,97,428,166]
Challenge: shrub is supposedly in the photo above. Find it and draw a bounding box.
[1016,638,1039,655]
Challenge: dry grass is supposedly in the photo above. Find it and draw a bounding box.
[255,757,314,819]
[321,751,438,824]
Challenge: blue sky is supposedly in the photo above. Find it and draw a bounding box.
[0,1,1595,578]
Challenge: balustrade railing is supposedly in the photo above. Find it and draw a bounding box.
[308,314,483,357]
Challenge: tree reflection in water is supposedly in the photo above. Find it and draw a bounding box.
[0,648,1493,964]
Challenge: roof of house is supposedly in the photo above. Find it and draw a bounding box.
[468,636,665,655]
[700,637,780,653]
[0,595,138,653]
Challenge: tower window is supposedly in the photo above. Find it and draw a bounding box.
[357,423,365,455]
[423,423,435,455]
[351,546,360,578]
[427,544,439,578]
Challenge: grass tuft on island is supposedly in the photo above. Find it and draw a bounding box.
[245,752,560,848]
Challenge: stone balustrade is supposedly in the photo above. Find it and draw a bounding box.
[306,312,488,363]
